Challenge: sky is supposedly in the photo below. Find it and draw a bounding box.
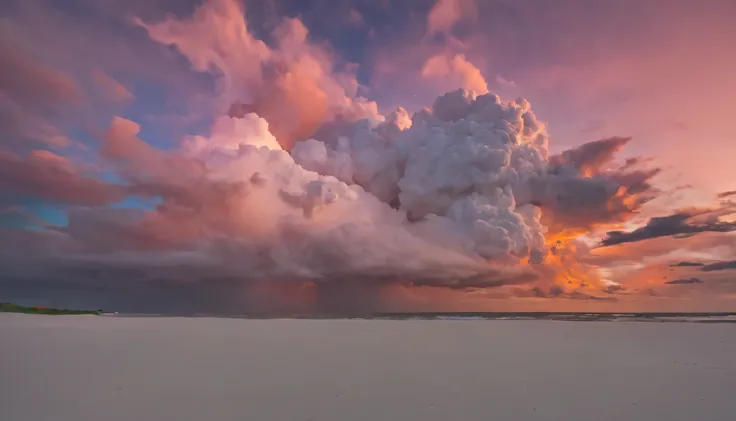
[0,0,735,314]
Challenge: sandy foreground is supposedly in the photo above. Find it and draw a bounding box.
[2,314,735,421]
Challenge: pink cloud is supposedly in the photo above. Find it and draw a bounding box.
[0,0,217,140]
[92,69,135,103]
[346,8,364,27]
[0,35,83,115]
[421,53,488,94]
[426,0,477,38]
[136,0,381,149]
[102,116,206,188]
[0,33,84,149]
[0,148,125,206]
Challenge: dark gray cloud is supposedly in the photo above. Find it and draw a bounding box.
[600,208,736,247]
[619,156,656,172]
[717,190,736,199]
[512,285,616,301]
[603,284,627,294]
[701,260,736,272]
[549,136,631,172]
[664,278,704,285]
[529,137,661,234]
[670,261,705,267]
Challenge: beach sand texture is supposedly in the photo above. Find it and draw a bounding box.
[2,314,735,421]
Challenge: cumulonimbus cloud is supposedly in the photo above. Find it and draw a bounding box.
[3,85,655,300]
[0,0,676,312]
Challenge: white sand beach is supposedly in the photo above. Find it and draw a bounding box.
[2,314,735,421]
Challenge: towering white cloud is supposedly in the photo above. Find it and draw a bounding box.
[92,109,539,288]
[292,89,549,264]
[0,0,666,314]
[59,81,653,297]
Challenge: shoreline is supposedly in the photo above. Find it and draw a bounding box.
[6,311,736,323]
[0,302,101,316]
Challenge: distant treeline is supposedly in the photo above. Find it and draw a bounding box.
[0,302,101,315]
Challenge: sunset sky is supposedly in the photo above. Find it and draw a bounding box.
[1,0,734,314]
